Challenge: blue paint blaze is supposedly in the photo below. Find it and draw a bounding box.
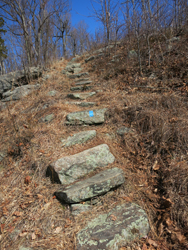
[89,111,94,117]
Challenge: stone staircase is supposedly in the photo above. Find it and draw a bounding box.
[46,61,150,249]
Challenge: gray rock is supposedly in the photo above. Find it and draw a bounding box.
[117,127,133,136]
[19,247,32,250]
[70,86,93,91]
[67,92,96,100]
[74,68,82,74]
[66,102,96,107]
[2,84,40,102]
[61,130,96,147]
[42,114,55,123]
[55,168,124,203]
[71,204,92,216]
[0,67,42,97]
[168,37,180,43]
[46,144,115,184]
[0,151,7,162]
[75,80,92,86]
[42,74,50,80]
[68,72,89,79]
[0,102,6,111]
[65,63,81,69]
[75,78,90,83]
[47,90,57,96]
[85,56,95,63]
[76,203,150,250]
[128,50,137,58]
[66,108,107,125]
[96,53,104,58]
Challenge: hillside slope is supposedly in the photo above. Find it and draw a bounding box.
[1,38,188,250]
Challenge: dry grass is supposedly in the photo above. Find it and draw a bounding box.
[1,37,188,250]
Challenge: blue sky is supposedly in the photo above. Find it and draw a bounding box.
[71,0,100,34]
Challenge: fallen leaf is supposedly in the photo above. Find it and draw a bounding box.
[24,176,31,185]
[3,206,8,215]
[142,243,148,250]
[122,196,133,202]
[37,194,43,199]
[13,211,23,217]
[54,226,62,234]
[8,226,15,233]
[19,232,27,237]
[148,238,158,247]
[110,214,117,221]
[0,224,5,233]
[31,232,36,240]
[153,160,160,170]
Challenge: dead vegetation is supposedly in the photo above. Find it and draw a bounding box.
[1,32,188,250]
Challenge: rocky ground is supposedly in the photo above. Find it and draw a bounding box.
[0,43,188,250]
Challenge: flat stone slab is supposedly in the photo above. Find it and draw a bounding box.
[68,72,89,79]
[75,80,92,86]
[66,108,107,125]
[67,92,96,100]
[71,204,92,216]
[66,102,96,107]
[46,144,115,185]
[55,168,125,203]
[70,86,93,91]
[61,130,96,147]
[77,203,150,250]
[75,78,90,83]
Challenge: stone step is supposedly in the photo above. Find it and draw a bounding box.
[70,85,93,91]
[66,108,107,125]
[68,72,89,79]
[76,203,150,250]
[67,92,96,100]
[75,80,92,86]
[55,168,125,204]
[61,130,96,147]
[46,144,115,185]
[75,78,90,83]
[65,102,96,107]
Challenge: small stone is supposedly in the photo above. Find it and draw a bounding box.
[68,72,89,79]
[67,92,96,100]
[117,127,133,136]
[0,151,7,162]
[85,56,95,63]
[19,247,32,250]
[47,90,57,96]
[46,144,115,184]
[71,204,92,216]
[61,130,96,147]
[77,203,150,250]
[43,114,55,123]
[55,168,125,203]
[66,108,107,125]
[128,50,137,58]
[70,86,93,91]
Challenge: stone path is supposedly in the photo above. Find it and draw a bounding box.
[46,60,150,249]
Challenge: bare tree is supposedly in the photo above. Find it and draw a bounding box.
[90,0,120,44]
[0,0,69,67]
